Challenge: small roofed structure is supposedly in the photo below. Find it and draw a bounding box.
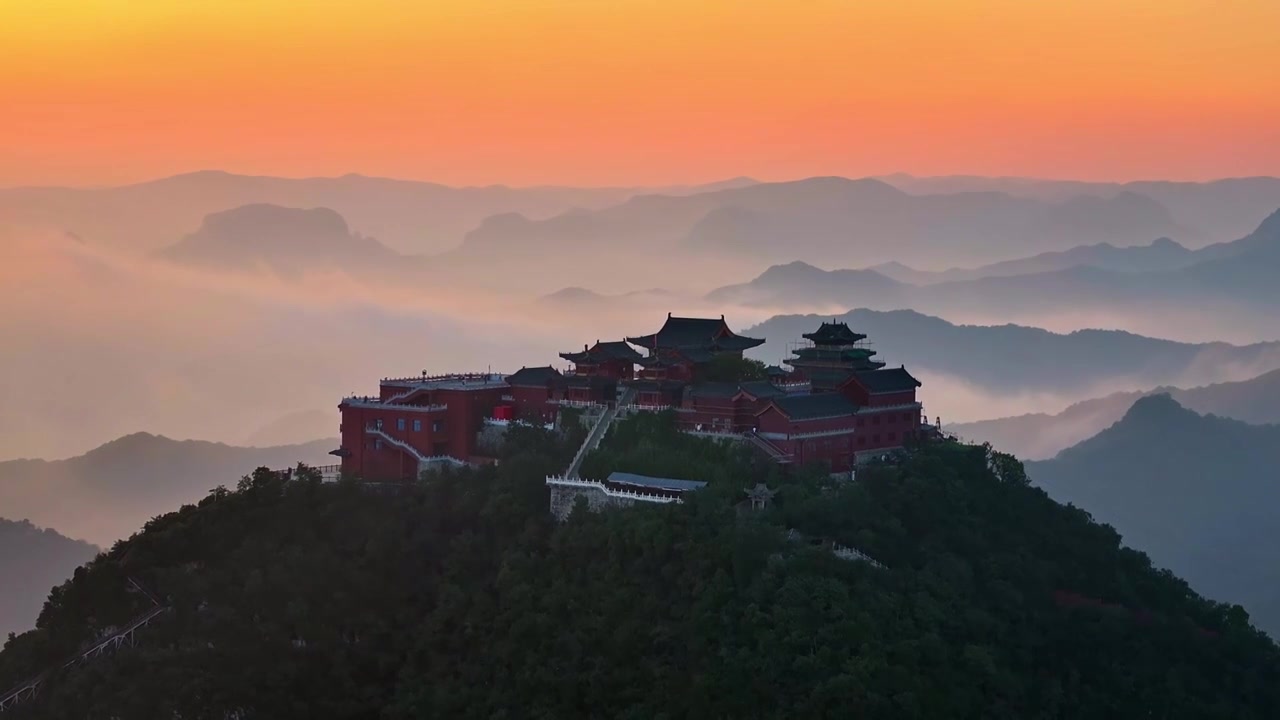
[559,340,644,380]
[744,482,777,510]
[803,321,866,346]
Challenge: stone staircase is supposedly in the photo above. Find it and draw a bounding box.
[565,387,635,478]
[1,578,168,713]
[365,427,467,474]
[745,430,792,464]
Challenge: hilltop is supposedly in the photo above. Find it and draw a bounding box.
[0,432,336,547]
[2,421,1277,717]
[1028,395,1280,636]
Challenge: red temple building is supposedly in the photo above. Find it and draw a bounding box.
[334,313,925,480]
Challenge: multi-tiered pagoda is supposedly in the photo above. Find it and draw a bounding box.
[784,321,886,392]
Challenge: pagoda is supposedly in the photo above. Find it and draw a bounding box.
[785,321,886,393]
[625,313,765,382]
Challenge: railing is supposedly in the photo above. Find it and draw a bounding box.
[2,577,168,713]
[545,475,682,504]
[365,427,469,469]
[483,418,554,429]
[342,399,448,413]
[831,543,887,569]
[619,403,673,413]
[383,372,504,385]
[554,399,609,409]
[745,431,793,462]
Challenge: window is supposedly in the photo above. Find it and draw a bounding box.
[872,415,880,425]
[374,439,382,450]
[375,419,383,430]
[873,434,881,444]
[888,432,896,441]
[432,421,443,433]
[413,419,422,432]
[397,418,406,431]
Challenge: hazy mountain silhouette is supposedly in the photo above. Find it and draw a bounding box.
[879,174,1280,242]
[870,236,1196,284]
[244,409,337,448]
[706,261,909,307]
[745,309,1280,396]
[452,177,1188,277]
[714,209,1280,339]
[1027,395,1280,636]
[0,170,757,254]
[0,518,98,638]
[0,433,336,547]
[951,368,1280,459]
[157,204,408,276]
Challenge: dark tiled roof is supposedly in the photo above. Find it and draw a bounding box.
[789,346,883,366]
[560,340,644,363]
[607,471,707,492]
[764,365,788,376]
[850,367,922,393]
[765,393,859,420]
[802,321,867,346]
[505,366,562,387]
[712,335,766,352]
[738,381,786,399]
[626,313,764,351]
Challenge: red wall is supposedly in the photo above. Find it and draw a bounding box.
[339,385,508,479]
[509,385,558,422]
[754,403,921,472]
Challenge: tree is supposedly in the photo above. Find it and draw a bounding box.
[703,354,767,383]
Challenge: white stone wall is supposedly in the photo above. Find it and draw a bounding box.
[548,483,636,520]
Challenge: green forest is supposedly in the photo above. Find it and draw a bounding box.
[2,415,1278,718]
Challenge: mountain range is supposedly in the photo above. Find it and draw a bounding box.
[877,174,1280,242]
[1027,395,1280,637]
[446,177,1194,283]
[711,209,1280,342]
[951,368,1280,459]
[0,433,336,547]
[0,519,98,638]
[743,308,1280,399]
[0,170,757,255]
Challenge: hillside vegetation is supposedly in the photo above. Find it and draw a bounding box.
[2,418,1277,718]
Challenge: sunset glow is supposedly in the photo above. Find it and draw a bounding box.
[3,0,1278,186]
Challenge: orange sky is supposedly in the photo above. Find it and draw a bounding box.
[2,0,1278,187]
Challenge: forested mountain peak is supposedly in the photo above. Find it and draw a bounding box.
[2,421,1277,717]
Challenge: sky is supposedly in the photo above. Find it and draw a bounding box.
[2,0,1278,188]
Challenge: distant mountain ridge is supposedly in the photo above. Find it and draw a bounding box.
[1027,395,1280,636]
[157,204,405,275]
[878,174,1280,241]
[0,432,336,547]
[869,236,1196,284]
[0,518,98,638]
[451,176,1190,276]
[950,368,1280,459]
[744,308,1280,396]
[712,209,1280,339]
[0,170,758,254]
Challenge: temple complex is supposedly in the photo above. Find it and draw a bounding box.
[335,313,926,480]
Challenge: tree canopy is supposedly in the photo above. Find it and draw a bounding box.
[2,421,1277,718]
